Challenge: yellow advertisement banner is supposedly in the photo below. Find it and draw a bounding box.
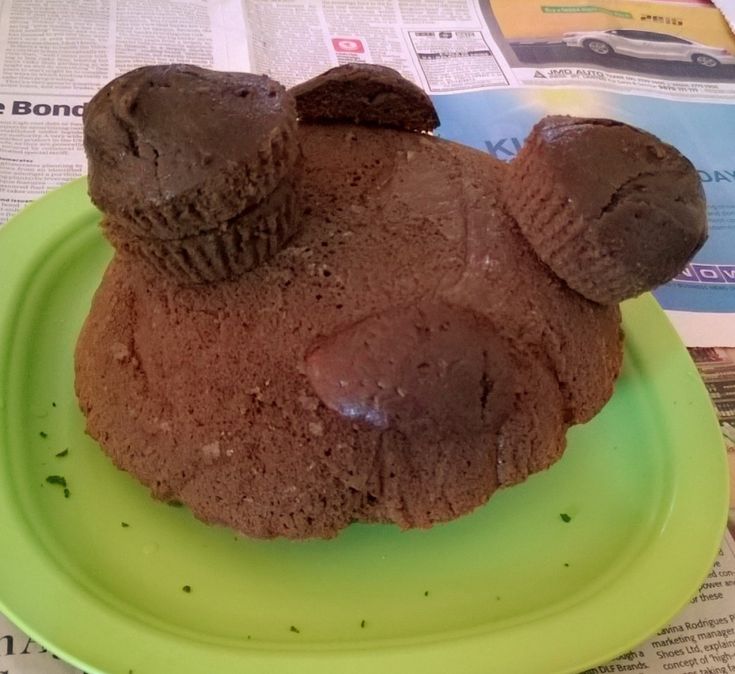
[490,0,735,50]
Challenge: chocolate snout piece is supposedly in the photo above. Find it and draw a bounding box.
[305,301,516,437]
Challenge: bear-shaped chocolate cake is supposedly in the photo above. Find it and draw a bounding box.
[75,64,706,539]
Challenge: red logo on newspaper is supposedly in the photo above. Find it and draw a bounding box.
[331,38,364,54]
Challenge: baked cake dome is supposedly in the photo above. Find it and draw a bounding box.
[75,64,706,539]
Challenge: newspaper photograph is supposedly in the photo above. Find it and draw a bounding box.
[481,0,735,100]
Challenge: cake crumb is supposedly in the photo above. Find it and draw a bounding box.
[202,441,221,460]
[111,342,131,362]
[247,386,263,402]
[298,393,319,412]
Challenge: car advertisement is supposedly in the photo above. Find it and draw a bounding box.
[488,0,735,81]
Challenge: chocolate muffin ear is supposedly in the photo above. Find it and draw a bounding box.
[504,116,707,305]
[84,64,301,284]
[290,63,439,132]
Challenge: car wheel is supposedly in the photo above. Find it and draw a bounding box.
[584,39,613,56]
[692,53,720,68]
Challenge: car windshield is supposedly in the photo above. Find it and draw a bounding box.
[610,30,693,44]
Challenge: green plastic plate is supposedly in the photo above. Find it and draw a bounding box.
[0,178,728,674]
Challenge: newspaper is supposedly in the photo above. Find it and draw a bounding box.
[1,0,735,672]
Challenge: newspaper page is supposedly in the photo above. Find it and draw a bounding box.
[0,0,249,226]
[244,0,735,100]
[242,0,514,91]
[690,348,735,502]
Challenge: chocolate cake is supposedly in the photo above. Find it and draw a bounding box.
[83,64,301,283]
[506,116,707,305]
[290,63,439,132]
[75,64,707,539]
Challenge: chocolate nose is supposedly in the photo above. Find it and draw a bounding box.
[304,301,516,437]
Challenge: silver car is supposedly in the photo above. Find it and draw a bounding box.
[562,29,735,67]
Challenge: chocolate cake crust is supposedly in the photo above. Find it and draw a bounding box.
[290,63,439,132]
[84,64,299,238]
